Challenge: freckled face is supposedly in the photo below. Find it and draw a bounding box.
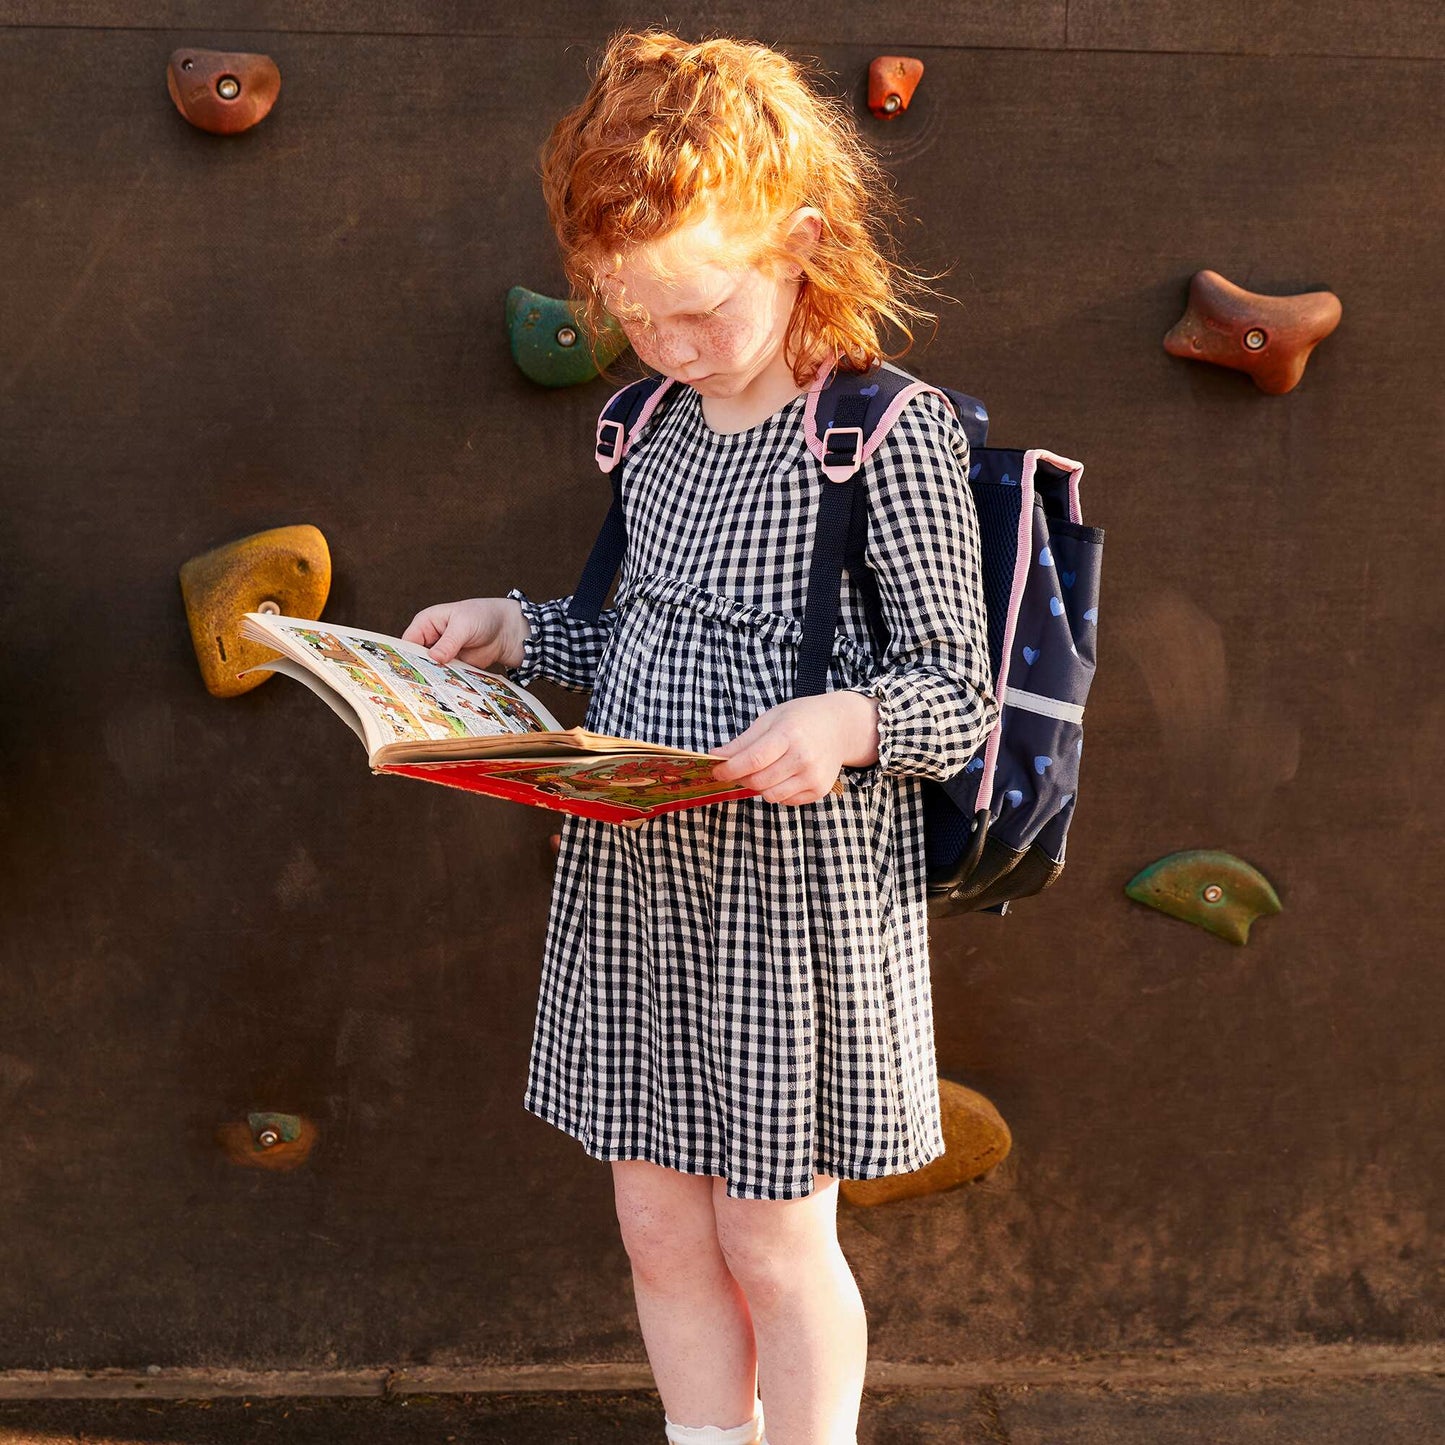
[595,213,801,396]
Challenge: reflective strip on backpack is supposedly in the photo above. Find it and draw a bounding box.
[1002,686,1085,724]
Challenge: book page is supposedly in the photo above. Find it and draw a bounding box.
[239,615,565,760]
[246,656,373,750]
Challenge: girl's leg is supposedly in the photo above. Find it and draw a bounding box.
[611,1159,761,1432]
[712,1172,866,1445]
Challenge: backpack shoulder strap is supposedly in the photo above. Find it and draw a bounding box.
[794,361,959,695]
[569,375,680,622]
[593,373,679,473]
[802,360,957,481]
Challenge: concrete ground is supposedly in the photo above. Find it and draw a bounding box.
[1,1377,1443,1445]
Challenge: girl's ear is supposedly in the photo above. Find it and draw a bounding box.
[782,205,824,270]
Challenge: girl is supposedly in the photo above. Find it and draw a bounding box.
[404,30,998,1445]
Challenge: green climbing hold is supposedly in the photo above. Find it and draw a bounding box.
[248,1111,303,1144]
[1124,849,1282,946]
[506,286,629,387]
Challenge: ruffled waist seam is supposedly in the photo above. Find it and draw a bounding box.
[617,573,876,676]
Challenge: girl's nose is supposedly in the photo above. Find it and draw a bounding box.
[652,328,699,368]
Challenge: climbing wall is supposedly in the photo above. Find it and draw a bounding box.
[1,1,1441,1374]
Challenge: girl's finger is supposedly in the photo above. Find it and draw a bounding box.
[709,716,768,760]
[712,731,788,782]
[773,786,817,806]
[430,617,471,664]
[735,753,804,795]
[400,612,434,645]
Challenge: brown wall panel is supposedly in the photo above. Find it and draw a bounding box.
[4,1,1443,58]
[0,10,1441,1373]
[1070,0,1445,59]
[0,2,1062,50]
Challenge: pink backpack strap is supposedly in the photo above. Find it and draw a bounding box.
[801,357,954,482]
[595,376,678,474]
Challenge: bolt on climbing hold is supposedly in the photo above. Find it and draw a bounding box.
[216,1111,318,1170]
[1125,849,1282,945]
[868,56,924,121]
[167,48,281,135]
[179,524,331,697]
[1164,269,1341,394]
[840,1078,1010,1206]
[506,286,629,387]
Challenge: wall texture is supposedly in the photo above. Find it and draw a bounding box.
[0,1,1441,1374]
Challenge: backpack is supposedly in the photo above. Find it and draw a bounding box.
[566,360,1103,918]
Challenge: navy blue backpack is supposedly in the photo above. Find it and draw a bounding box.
[567,360,1103,918]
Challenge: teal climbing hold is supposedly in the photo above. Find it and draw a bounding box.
[248,1110,303,1144]
[1124,849,1282,946]
[506,286,629,387]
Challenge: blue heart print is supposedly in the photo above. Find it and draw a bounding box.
[1034,756,1053,775]
[1084,608,1098,622]
[1049,596,1064,617]
[1001,470,1017,486]
[1039,546,1053,566]
[1004,789,1024,807]
[970,461,982,480]
[1023,645,1039,665]
[1062,570,1076,588]
[860,383,879,397]
[965,755,985,773]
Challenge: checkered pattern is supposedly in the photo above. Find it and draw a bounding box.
[504,385,998,1200]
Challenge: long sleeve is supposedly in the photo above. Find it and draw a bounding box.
[839,389,1000,781]
[502,587,619,694]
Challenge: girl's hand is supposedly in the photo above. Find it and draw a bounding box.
[709,692,880,805]
[401,597,530,670]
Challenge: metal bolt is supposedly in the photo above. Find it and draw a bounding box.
[1243,328,1267,351]
[217,75,241,100]
[882,93,902,115]
[556,326,578,348]
[257,599,281,615]
[1202,884,1224,903]
[257,1128,281,1147]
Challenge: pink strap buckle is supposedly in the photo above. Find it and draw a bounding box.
[820,424,864,482]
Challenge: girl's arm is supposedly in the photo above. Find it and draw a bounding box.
[839,390,1001,780]
[502,587,619,694]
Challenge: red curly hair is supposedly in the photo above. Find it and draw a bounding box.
[539,28,943,385]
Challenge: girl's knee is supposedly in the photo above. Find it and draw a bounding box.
[712,1173,841,1292]
[611,1160,726,1286]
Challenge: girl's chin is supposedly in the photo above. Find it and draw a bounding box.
[685,371,748,392]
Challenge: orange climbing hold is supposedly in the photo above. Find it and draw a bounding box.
[179,524,331,697]
[1164,269,1342,394]
[868,56,924,120]
[840,1078,1011,1206]
[167,48,281,135]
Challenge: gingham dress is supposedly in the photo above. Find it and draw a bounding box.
[505,383,998,1200]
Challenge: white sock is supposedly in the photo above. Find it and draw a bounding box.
[663,1394,764,1444]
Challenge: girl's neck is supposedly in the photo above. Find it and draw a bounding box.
[698,349,831,435]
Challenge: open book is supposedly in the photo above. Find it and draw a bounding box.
[238,612,784,826]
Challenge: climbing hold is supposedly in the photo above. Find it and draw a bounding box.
[1125,849,1282,945]
[179,524,331,697]
[867,56,924,120]
[841,1078,1010,1206]
[506,286,629,387]
[167,48,281,135]
[216,1111,317,1170]
[1163,269,1341,394]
